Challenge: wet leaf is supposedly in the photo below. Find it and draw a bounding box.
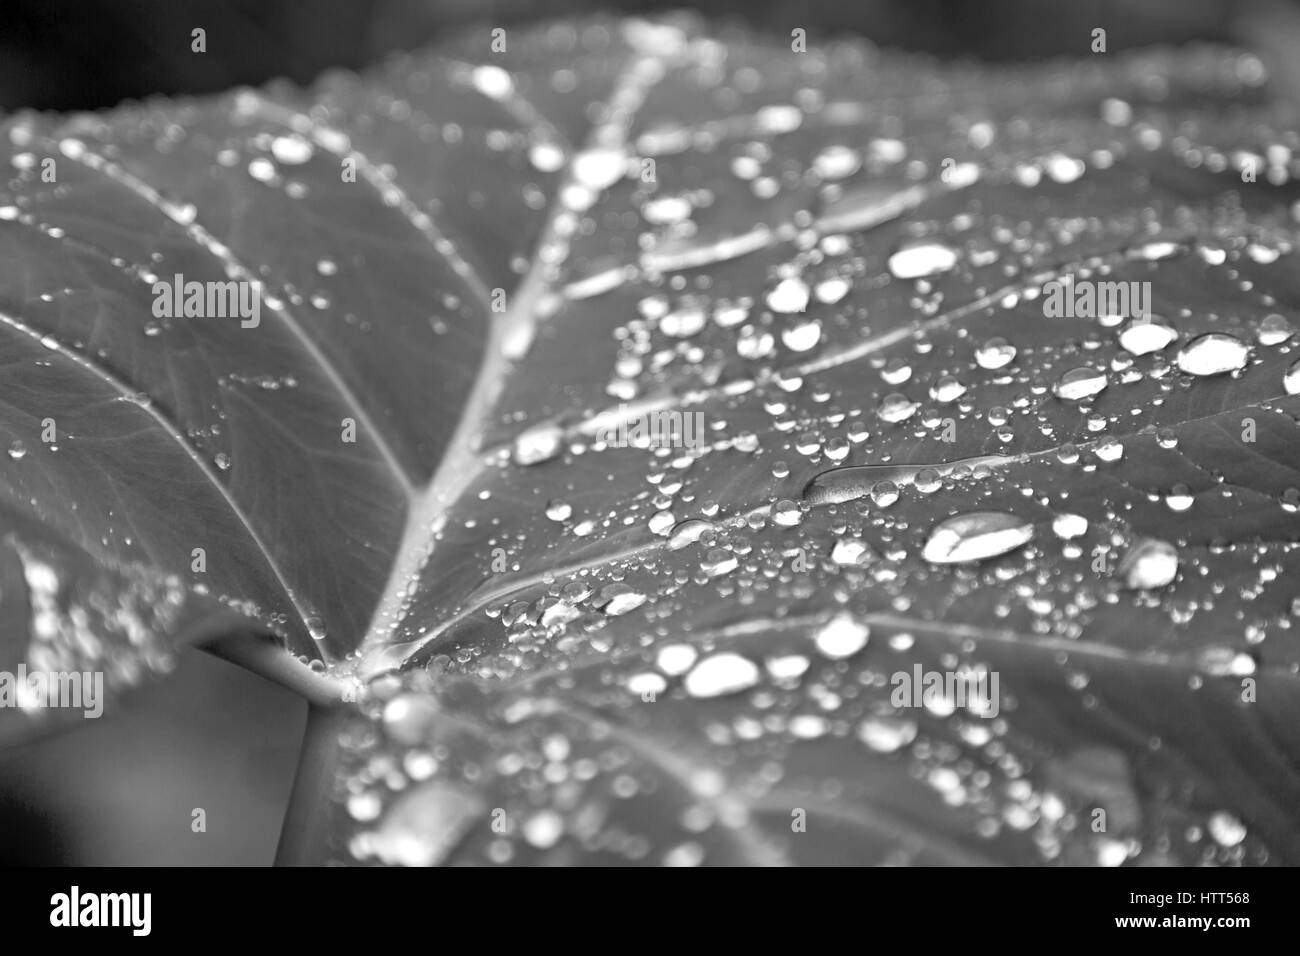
[4,15,1300,864]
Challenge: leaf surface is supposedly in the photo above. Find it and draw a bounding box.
[4,16,1300,864]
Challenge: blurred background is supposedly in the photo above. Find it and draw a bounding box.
[0,0,1294,865]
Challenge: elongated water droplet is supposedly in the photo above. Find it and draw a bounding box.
[684,653,760,698]
[888,240,959,280]
[1053,366,1108,401]
[922,511,1034,564]
[1118,319,1177,356]
[857,714,918,753]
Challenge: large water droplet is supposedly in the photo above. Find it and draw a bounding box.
[514,424,564,465]
[1118,319,1177,356]
[766,277,810,314]
[1176,333,1249,376]
[813,612,869,659]
[857,714,918,753]
[888,240,959,280]
[1118,538,1178,589]
[684,653,760,698]
[1053,366,1108,401]
[922,511,1034,564]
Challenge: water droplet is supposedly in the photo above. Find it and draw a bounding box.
[661,305,707,338]
[1176,333,1249,376]
[1165,484,1194,512]
[270,135,313,165]
[1207,810,1247,847]
[382,694,438,746]
[7,441,26,461]
[1118,319,1177,356]
[888,240,959,280]
[877,393,919,423]
[597,583,646,616]
[831,537,878,566]
[1118,538,1178,589]
[701,548,738,577]
[667,518,712,550]
[871,481,900,507]
[470,64,514,100]
[1285,358,1300,395]
[857,714,918,753]
[930,375,967,402]
[529,141,566,173]
[813,612,869,659]
[1258,314,1292,346]
[1196,647,1255,677]
[1052,513,1088,539]
[766,277,810,314]
[545,499,572,522]
[922,511,1034,564]
[214,452,232,471]
[522,810,565,849]
[656,644,697,675]
[815,276,851,304]
[811,144,861,180]
[514,424,564,465]
[737,326,775,359]
[781,319,822,352]
[881,358,912,385]
[772,499,803,527]
[1094,439,1125,462]
[975,337,1016,370]
[642,195,692,225]
[1053,366,1108,401]
[684,653,760,698]
[572,148,626,192]
[649,509,675,535]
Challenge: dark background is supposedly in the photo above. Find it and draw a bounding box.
[1,0,1290,113]
[0,0,1294,866]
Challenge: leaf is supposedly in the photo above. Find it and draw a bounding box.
[5,14,1300,864]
